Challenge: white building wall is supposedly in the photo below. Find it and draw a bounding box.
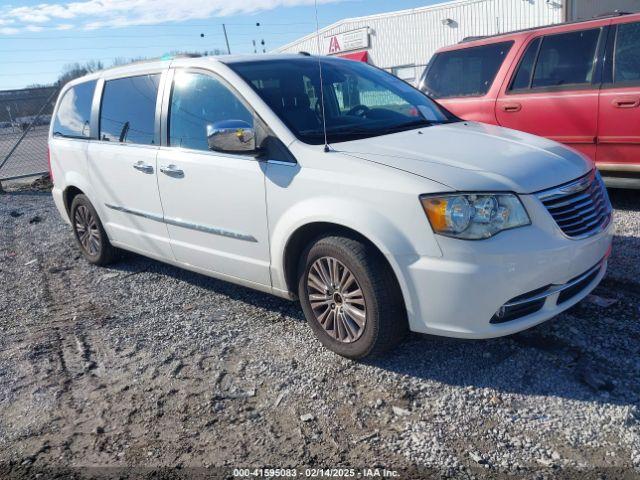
[276,0,568,82]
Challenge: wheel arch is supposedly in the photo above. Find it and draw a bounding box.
[60,170,96,214]
[281,222,406,312]
[63,185,85,215]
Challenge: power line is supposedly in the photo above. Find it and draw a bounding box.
[0,21,317,34]
[0,30,313,41]
[0,33,206,40]
[0,43,230,53]
[2,56,186,65]
[1,83,59,89]
[0,71,63,77]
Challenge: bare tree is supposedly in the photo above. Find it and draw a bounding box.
[111,56,149,67]
[57,61,104,86]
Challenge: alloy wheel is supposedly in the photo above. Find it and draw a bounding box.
[74,205,101,256]
[306,256,367,343]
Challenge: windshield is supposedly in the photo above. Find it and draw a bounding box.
[229,57,457,145]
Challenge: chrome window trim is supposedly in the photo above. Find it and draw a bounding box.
[156,144,257,162]
[266,159,297,167]
[105,203,257,242]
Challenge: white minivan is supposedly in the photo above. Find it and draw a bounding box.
[49,54,613,358]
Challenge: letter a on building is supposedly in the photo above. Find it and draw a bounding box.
[328,36,341,53]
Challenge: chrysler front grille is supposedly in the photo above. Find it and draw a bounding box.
[537,170,612,239]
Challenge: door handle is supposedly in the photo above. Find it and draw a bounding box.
[501,102,522,113]
[159,164,184,177]
[612,97,640,108]
[133,161,154,174]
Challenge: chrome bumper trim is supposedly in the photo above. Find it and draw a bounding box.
[503,259,605,309]
[597,163,640,173]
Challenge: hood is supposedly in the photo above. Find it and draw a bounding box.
[336,122,593,193]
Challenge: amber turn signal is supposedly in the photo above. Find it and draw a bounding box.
[420,196,449,232]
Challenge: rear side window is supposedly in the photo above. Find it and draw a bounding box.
[421,41,513,99]
[510,38,541,91]
[531,29,600,88]
[614,22,640,84]
[99,74,160,145]
[52,80,96,138]
[169,71,253,151]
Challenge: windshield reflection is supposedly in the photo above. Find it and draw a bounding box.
[230,57,458,145]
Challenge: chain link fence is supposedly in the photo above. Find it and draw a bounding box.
[0,86,59,181]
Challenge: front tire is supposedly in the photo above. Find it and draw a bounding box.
[70,194,118,266]
[298,235,407,359]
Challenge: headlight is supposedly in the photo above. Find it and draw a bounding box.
[420,193,530,239]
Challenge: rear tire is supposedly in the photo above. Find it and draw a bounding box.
[70,194,118,266]
[298,235,407,359]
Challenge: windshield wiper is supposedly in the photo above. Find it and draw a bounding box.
[299,118,455,143]
[334,119,436,136]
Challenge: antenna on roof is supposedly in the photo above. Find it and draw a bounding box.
[314,0,330,153]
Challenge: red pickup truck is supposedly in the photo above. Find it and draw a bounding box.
[419,12,640,189]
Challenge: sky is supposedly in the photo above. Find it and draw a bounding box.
[0,0,444,90]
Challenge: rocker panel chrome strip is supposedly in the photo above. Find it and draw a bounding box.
[104,203,257,243]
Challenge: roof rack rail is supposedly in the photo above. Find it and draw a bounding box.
[158,53,202,61]
[594,10,631,18]
[456,10,637,45]
[99,53,204,72]
[459,35,488,43]
[168,53,203,59]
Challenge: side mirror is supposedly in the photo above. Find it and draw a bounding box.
[206,120,257,153]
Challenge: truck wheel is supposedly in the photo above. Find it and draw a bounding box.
[70,194,118,266]
[298,235,407,359]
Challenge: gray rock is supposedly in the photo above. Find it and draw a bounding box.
[392,406,410,416]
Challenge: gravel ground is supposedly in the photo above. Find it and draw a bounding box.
[1,188,639,479]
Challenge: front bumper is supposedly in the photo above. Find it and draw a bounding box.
[394,194,614,338]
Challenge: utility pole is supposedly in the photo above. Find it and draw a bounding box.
[222,24,231,54]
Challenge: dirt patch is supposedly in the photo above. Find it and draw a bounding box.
[1,192,639,478]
